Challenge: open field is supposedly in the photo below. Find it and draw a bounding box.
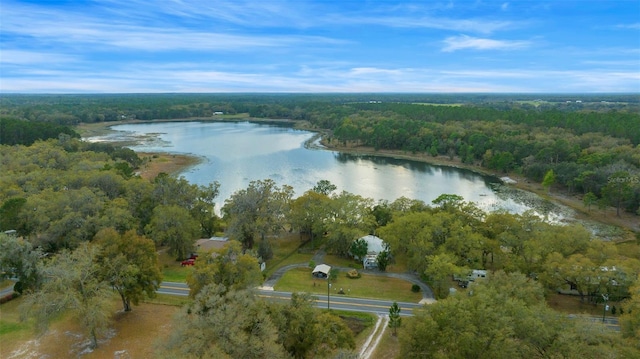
[274,267,424,303]
[1,295,180,359]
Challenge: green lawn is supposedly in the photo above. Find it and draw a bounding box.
[263,234,313,278]
[0,296,29,336]
[274,267,423,302]
[158,249,193,282]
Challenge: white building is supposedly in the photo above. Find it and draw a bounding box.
[353,235,389,269]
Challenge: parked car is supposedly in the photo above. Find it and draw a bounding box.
[188,253,199,260]
[181,258,195,266]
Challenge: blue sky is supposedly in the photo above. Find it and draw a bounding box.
[1,0,639,93]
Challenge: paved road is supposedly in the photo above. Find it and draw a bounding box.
[158,281,189,296]
[157,281,424,316]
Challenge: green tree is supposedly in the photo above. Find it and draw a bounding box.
[161,285,289,359]
[0,197,27,232]
[312,179,337,196]
[324,192,375,256]
[583,191,598,211]
[0,232,42,293]
[21,243,113,349]
[620,274,640,342]
[190,182,221,237]
[94,228,162,312]
[601,171,635,216]
[289,190,331,248]
[222,179,293,249]
[349,237,368,260]
[542,169,556,192]
[376,249,390,272]
[424,253,464,299]
[145,204,199,260]
[389,301,402,336]
[186,241,262,297]
[273,292,354,359]
[400,271,628,359]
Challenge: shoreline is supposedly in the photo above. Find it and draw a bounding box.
[76,119,638,239]
[320,140,638,239]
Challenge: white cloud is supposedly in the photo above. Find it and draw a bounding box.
[442,35,530,52]
[501,3,509,11]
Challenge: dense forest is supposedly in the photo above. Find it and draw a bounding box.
[2,93,639,215]
[1,95,640,357]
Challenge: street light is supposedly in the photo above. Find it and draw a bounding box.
[602,294,609,323]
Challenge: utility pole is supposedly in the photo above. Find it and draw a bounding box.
[602,293,609,323]
[327,278,331,310]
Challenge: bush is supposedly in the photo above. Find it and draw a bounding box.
[411,284,421,293]
[346,269,361,279]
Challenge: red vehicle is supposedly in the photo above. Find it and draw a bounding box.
[181,258,195,267]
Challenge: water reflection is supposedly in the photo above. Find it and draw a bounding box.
[88,121,568,220]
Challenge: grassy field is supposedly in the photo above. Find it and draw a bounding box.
[274,267,423,303]
[0,294,181,359]
[263,233,313,278]
[158,249,193,282]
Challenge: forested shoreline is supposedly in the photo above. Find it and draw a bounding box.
[1,94,640,357]
[2,93,639,216]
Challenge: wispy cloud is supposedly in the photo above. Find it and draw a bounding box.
[0,1,343,52]
[442,35,530,52]
[616,23,640,30]
[1,0,637,93]
[342,16,514,34]
[0,50,79,65]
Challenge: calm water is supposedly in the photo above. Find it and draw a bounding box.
[93,121,567,219]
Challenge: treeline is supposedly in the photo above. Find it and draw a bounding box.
[0,117,80,145]
[330,107,640,215]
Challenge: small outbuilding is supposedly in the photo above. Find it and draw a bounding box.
[312,264,332,278]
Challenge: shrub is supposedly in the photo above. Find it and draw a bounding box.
[346,269,361,279]
[411,284,421,293]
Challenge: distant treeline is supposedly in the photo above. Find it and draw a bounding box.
[0,117,80,145]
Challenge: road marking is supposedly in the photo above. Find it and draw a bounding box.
[256,294,415,310]
[159,285,190,292]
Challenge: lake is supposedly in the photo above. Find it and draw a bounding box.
[89,121,569,220]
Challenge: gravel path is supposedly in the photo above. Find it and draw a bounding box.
[359,314,389,359]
